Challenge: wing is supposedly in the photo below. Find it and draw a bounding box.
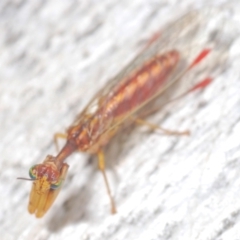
[71,9,226,136]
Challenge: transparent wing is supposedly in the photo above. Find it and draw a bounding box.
[71,9,228,136]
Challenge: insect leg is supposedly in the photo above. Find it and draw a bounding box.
[131,76,213,136]
[133,117,190,136]
[54,132,67,152]
[97,149,117,214]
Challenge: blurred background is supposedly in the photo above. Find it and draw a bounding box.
[1,0,240,240]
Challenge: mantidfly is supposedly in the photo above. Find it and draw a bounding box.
[18,17,213,218]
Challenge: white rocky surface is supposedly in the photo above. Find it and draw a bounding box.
[1,1,240,240]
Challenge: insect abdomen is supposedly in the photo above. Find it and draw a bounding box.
[101,50,180,117]
[69,50,180,151]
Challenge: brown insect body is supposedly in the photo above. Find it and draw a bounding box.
[19,13,212,216]
[24,50,181,218]
[66,50,179,153]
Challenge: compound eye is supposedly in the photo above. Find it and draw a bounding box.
[50,180,62,189]
[29,165,38,179]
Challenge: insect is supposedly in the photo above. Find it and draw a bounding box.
[18,13,213,218]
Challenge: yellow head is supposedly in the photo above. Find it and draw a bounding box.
[19,159,69,218]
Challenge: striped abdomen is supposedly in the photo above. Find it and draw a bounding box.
[99,50,180,117]
[69,50,180,151]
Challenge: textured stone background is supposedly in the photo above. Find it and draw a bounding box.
[1,1,240,240]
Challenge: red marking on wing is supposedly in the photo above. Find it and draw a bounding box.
[188,77,213,93]
[188,49,211,70]
[146,32,161,48]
